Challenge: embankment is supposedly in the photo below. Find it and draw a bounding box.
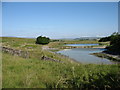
[91,52,120,62]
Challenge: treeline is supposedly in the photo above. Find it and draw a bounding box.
[99,32,120,54]
[98,36,111,42]
[98,32,118,42]
[50,39,64,42]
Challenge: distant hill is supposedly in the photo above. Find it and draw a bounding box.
[58,37,101,40]
[74,37,101,40]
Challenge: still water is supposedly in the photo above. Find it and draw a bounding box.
[65,43,99,46]
[57,44,115,64]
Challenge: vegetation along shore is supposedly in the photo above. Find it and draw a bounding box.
[92,32,120,62]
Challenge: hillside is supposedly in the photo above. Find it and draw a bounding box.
[1,37,120,88]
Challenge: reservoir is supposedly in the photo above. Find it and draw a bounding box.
[57,44,116,64]
[65,43,99,46]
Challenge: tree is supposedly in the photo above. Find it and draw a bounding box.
[105,32,120,54]
[98,32,119,42]
[36,36,50,45]
[98,36,111,42]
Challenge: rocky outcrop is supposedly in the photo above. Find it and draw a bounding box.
[41,56,63,63]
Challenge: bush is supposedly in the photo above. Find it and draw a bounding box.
[98,36,111,42]
[99,32,119,42]
[36,36,50,45]
[104,32,120,54]
[108,33,120,54]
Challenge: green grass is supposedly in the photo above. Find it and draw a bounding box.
[2,52,77,88]
[1,37,120,88]
[2,52,120,88]
[92,53,120,62]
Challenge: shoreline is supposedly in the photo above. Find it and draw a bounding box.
[42,46,81,64]
[42,45,119,64]
[91,52,120,62]
[60,45,106,49]
[47,49,81,64]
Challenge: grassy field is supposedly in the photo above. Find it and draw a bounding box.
[1,37,120,88]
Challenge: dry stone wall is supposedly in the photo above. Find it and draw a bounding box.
[2,46,29,58]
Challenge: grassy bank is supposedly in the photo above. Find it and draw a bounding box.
[91,52,120,62]
[1,37,120,88]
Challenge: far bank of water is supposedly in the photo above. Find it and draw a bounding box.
[57,44,116,64]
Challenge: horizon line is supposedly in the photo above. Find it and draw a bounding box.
[0,35,105,39]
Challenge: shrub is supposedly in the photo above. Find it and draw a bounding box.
[107,33,120,54]
[36,36,50,45]
[98,36,111,42]
[103,32,120,54]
